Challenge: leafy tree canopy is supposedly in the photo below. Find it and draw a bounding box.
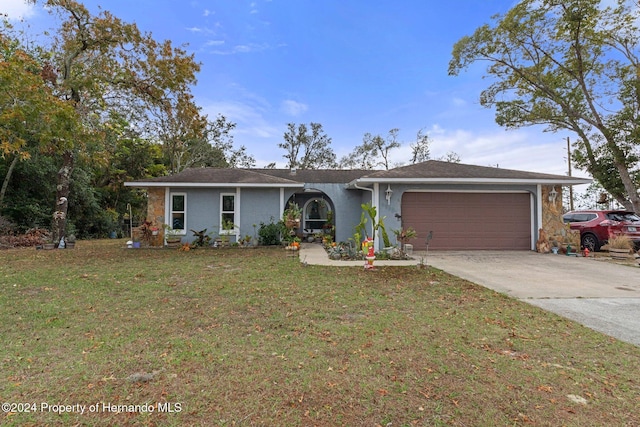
[449,0,640,211]
[279,122,337,169]
[339,129,400,170]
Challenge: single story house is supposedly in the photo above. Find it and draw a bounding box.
[124,160,590,251]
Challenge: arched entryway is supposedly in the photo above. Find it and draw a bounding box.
[286,193,334,242]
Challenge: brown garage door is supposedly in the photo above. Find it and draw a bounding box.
[401,192,531,250]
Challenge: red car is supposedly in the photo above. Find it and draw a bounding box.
[562,210,640,251]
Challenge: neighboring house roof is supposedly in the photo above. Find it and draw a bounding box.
[125,160,591,188]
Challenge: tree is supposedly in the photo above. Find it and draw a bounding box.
[439,151,461,163]
[0,27,79,208]
[205,114,255,169]
[449,0,640,212]
[410,128,431,164]
[279,122,337,169]
[153,91,253,172]
[29,0,200,242]
[339,128,401,170]
[157,93,209,174]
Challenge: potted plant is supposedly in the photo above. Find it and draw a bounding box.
[43,237,56,250]
[217,219,237,247]
[66,234,77,249]
[164,224,182,248]
[393,226,417,257]
[283,202,302,230]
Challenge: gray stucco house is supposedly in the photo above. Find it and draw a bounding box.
[125,160,589,251]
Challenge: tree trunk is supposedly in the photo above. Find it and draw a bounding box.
[0,154,19,209]
[614,162,640,213]
[53,150,74,245]
[607,135,640,213]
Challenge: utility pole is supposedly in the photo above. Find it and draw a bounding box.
[567,137,574,211]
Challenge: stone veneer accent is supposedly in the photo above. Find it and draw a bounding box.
[146,187,165,247]
[541,185,580,251]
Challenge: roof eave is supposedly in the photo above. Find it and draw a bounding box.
[350,177,592,186]
[124,182,305,188]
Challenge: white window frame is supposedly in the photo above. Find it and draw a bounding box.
[220,193,236,235]
[170,192,187,235]
[303,198,331,232]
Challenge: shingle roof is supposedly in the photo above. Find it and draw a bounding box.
[127,167,302,187]
[354,160,589,184]
[257,168,370,183]
[125,160,590,187]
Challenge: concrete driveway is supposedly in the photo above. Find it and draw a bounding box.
[426,251,640,346]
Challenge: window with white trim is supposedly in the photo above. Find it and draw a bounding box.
[220,193,236,234]
[303,199,330,231]
[170,193,186,233]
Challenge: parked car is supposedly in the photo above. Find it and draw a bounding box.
[562,210,640,251]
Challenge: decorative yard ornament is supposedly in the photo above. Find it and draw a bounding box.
[425,231,433,267]
[364,238,375,270]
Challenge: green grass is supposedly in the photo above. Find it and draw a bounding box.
[1,240,639,426]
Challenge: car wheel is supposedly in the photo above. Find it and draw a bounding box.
[581,233,600,252]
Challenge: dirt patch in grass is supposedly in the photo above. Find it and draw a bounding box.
[1,239,639,426]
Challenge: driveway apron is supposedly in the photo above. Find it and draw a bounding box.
[425,251,640,347]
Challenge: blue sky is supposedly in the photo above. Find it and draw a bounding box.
[3,0,583,176]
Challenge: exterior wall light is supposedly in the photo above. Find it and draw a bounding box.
[385,185,393,205]
[548,186,558,203]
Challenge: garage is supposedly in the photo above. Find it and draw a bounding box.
[401,192,532,250]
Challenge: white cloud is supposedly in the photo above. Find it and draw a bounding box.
[281,100,308,117]
[201,99,279,139]
[199,86,288,167]
[0,0,36,20]
[208,42,269,55]
[388,126,579,177]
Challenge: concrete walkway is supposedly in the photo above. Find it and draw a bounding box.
[299,243,640,346]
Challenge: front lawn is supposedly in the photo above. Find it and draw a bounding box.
[1,240,639,426]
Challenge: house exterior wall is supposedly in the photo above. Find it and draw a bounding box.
[146,187,166,245]
[239,188,282,241]
[160,187,283,244]
[541,185,579,250]
[152,182,559,250]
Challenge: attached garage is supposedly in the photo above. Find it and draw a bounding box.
[401,192,532,250]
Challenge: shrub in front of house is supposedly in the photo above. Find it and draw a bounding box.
[258,218,285,246]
